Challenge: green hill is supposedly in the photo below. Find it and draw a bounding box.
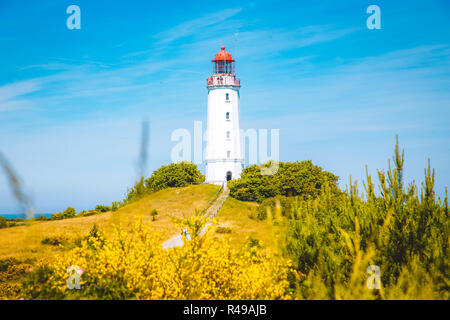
[0,183,278,262]
[0,184,222,261]
[0,183,281,300]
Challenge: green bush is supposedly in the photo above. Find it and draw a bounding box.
[256,208,267,221]
[229,161,339,203]
[44,205,112,222]
[79,210,98,217]
[216,226,232,234]
[0,217,7,229]
[41,235,68,246]
[36,215,48,221]
[63,207,75,217]
[49,207,76,220]
[0,217,22,228]
[146,162,205,191]
[125,162,205,203]
[111,201,123,212]
[247,236,262,249]
[95,205,111,213]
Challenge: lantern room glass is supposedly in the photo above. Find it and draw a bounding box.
[212,61,235,75]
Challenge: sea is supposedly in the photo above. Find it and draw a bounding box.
[0,213,53,219]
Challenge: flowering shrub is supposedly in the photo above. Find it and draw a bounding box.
[23,215,292,300]
[0,258,33,300]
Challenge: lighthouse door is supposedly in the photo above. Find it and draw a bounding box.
[226,171,232,181]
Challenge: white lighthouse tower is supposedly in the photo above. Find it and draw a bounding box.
[205,46,243,185]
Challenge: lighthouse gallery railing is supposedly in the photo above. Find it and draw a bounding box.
[207,76,240,87]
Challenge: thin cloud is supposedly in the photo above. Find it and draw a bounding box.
[154,8,242,44]
[0,99,34,112]
[0,80,41,102]
[0,80,42,112]
[233,26,358,61]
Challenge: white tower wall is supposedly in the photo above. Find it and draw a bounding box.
[205,79,243,185]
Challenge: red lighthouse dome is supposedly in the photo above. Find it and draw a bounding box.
[207,45,240,87]
[211,45,235,75]
[212,46,235,62]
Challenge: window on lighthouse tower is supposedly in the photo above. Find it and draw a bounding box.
[226,112,230,120]
[227,150,231,158]
[226,93,229,100]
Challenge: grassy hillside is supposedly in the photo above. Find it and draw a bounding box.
[0,184,220,261]
[1,183,281,300]
[214,196,285,254]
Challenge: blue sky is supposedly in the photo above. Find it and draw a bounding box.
[0,0,449,214]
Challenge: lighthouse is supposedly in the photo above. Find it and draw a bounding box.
[205,46,243,185]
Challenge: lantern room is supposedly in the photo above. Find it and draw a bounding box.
[212,46,235,75]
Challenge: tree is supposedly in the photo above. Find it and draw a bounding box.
[150,209,158,221]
